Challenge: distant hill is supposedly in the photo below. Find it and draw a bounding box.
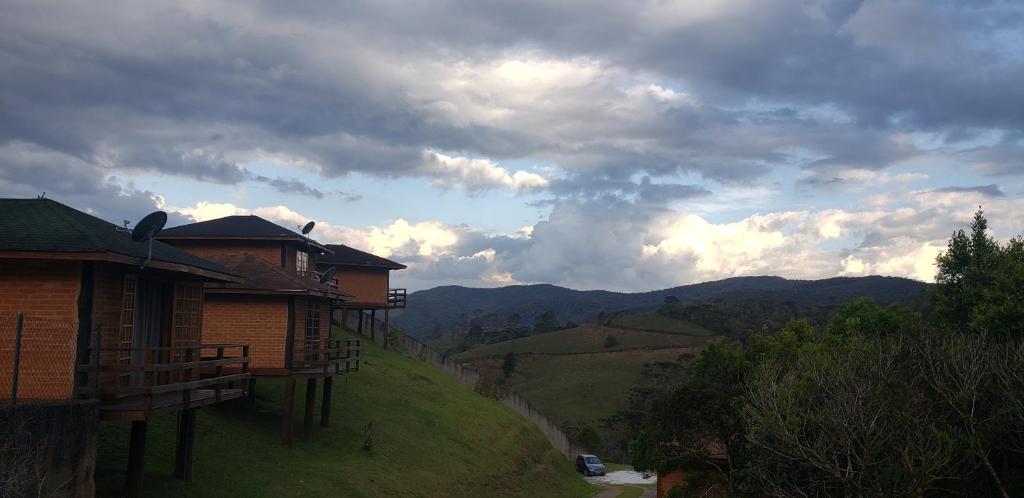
[390,276,930,340]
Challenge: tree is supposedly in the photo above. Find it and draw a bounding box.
[533,310,560,333]
[501,352,516,378]
[934,208,1024,335]
[603,334,619,348]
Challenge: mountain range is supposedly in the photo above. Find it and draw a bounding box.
[390,275,931,339]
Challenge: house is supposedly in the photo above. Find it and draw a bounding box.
[0,198,250,496]
[316,244,407,345]
[156,215,359,445]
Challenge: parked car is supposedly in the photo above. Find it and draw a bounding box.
[575,454,606,476]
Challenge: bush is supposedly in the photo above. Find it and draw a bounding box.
[603,334,619,348]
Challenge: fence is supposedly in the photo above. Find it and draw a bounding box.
[0,313,78,404]
[344,312,586,460]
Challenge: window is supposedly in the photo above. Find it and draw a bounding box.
[173,283,203,367]
[304,301,321,360]
[296,250,308,275]
[118,275,137,385]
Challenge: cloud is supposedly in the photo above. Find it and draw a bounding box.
[933,185,1005,197]
[419,150,549,192]
[252,175,326,199]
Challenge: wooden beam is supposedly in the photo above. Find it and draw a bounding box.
[320,377,333,428]
[126,420,148,497]
[174,408,198,481]
[356,309,364,338]
[247,378,257,403]
[282,378,296,447]
[303,378,317,438]
[384,308,390,351]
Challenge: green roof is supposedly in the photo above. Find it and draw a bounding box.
[0,198,234,276]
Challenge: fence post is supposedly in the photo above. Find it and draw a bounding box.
[11,312,24,405]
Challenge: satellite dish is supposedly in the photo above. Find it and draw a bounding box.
[131,211,168,269]
[301,221,316,235]
[319,266,337,284]
[132,211,168,242]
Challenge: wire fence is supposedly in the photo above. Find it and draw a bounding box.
[344,311,587,460]
[0,312,78,405]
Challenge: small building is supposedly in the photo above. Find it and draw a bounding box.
[316,244,407,345]
[0,198,249,496]
[156,215,359,445]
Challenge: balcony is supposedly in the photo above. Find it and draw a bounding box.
[388,288,407,308]
[77,343,250,421]
[288,338,360,377]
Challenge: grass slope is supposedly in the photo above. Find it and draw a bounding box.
[469,348,690,427]
[607,312,716,336]
[95,332,594,498]
[455,325,704,359]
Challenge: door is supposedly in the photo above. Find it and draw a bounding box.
[130,278,164,386]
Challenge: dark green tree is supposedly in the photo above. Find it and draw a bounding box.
[603,334,619,348]
[934,208,1024,335]
[501,352,516,378]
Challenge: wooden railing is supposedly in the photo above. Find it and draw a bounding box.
[388,288,407,308]
[292,338,360,376]
[77,343,250,414]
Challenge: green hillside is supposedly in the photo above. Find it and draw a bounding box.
[456,325,704,359]
[606,312,717,336]
[94,332,594,498]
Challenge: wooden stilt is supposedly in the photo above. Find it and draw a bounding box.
[370,309,377,344]
[126,420,148,497]
[320,377,333,428]
[384,308,390,350]
[174,408,198,481]
[247,378,257,403]
[282,378,296,447]
[356,309,364,338]
[303,378,317,438]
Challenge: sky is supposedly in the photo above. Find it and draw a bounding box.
[1,0,1023,292]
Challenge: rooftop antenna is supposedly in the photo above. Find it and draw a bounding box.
[301,221,316,235]
[131,211,168,269]
[319,266,337,284]
[37,192,46,199]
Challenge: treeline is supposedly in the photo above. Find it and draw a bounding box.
[631,210,1024,497]
[443,309,577,353]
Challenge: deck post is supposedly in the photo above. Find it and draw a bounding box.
[370,309,377,344]
[282,378,296,447]
[303,378,317,437]
[126,420,148,497]
[320,376,333,427]
[384,308,390,351]
[174,408,198,481]
[356,309,364,338]
[247,378,257,403]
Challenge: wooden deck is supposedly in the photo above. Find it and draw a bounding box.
[99,388,246,421]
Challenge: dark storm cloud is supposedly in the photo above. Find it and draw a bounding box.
[0,0,1022,198]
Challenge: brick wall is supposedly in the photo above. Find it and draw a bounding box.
[203,294,288,371]
[0,260,81,401]
[657,469,688,498]
[335,268,389,305]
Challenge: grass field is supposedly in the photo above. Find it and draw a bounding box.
[608,312,716,336]
[94,331,595,498]
[468,347,691,427]
[455,325,704,360]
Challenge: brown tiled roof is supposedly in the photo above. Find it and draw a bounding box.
[203,253,350,300]
[318,244,406,270]
[158,215,331,253]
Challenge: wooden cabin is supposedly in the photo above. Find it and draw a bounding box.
[316,244,406,345]
[0,198,249,496]
[156,215,359,445]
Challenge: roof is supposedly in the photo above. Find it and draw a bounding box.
[0,198,237,280]
[202,253,350,300]
[318,244,406,270]
[158,215,331,252]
